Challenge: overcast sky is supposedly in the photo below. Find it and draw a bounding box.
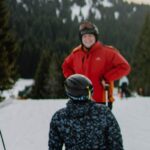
[125,0,150,5]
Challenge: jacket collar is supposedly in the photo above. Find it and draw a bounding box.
[82,41,103,53]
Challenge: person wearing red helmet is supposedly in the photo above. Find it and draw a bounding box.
[62,21,131,110]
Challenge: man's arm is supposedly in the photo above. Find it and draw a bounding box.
[48,116,63,150]
[105,108,124,150]
[62,54,75,78]
[104,49,131,82]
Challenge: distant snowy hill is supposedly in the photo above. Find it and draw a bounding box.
[15,0,141,22]
[70,0,114,21]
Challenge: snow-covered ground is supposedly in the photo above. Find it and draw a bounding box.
[2,78,34,99]
[0,79,150,150]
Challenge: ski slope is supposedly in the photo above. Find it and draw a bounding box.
[0,97,150,150]
[0,79,150,150]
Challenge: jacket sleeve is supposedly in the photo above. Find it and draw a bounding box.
[105,108,124,150]
[48,115,63,150]
[104,49,131,82]
[62,54,75,78]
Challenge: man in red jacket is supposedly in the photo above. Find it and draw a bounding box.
[62,21,131,110]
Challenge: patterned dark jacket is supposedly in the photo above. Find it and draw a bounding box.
[48,100,124,150]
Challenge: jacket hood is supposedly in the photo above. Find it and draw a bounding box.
[65,100,94,118]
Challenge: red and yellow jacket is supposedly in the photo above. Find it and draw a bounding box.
[62,42,131,102]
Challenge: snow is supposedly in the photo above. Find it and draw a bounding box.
[114,11,120,20]
[124,0,150,5]
[2,78,34,99]
[0,79,150,150]
[0,99,66,150]
[71,3,81,21]
[99,0,113,7]
[113,97,150,150]
[16,0,22,3]
[70,0,113,21]
[56,9,60,17]
[91,8,102,20]
[70,0,150,22]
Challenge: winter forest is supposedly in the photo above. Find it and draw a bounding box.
[0,0,150,101]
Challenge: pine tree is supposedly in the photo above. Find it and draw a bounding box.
[31,49,52,99]
[0,0,19,100]
[48,53,65,99]
[31,48,66,99]
[132,13,150,95]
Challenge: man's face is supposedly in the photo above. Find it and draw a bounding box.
[82,34,96,48]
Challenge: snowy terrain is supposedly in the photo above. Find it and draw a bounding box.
[124,0,150,5]
[0,79,150,150]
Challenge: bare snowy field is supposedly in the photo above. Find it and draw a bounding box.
[0,97,150,150]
